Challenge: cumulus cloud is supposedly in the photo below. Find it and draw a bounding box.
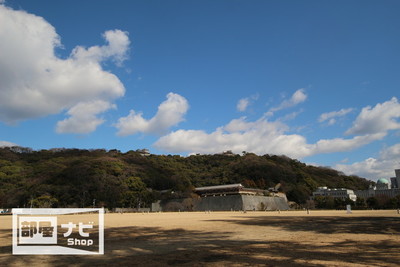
[155,117,304,156]
[0,5,129,133]
[268,88,307,114]
[335,143,400,180]
[0,141,18,147]
[56,100,115,134]
[154,115,383,158]
[71,30,130,66]
[115,93,189,136]
[318,108,354,125]
[346,97,400,135]
[155,96,398,166]
[311,133,385,155]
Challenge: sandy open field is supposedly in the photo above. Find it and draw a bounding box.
[1,210,400,266]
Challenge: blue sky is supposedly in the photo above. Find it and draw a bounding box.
[1,0,399,181]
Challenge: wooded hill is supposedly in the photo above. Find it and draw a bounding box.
[0,147,372,209]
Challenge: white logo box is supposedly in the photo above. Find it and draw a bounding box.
[12,208,104,255]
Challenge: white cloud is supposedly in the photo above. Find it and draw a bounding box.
[346,97,400,135]
[281,109,304,121]
[155,96,398,177]
[327,119,336,126]
[115,93,189,136]
[318,108,354,125]
[0,5,129,133]
[237,98,250,112]
[0,141,17,147]
[267,88,307,115]
[56,100,115,134]
[311,133,385,155]
[154,115,383,158]
[335,143,400,181]
[236,94,259,112]
[71,30,130,67]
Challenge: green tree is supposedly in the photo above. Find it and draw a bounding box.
[314,195,326,209]
[31,194,58,208]
[355,197,366,209]
[122,177,151,208]
[334,198,346,209]
[366,197,379,209]
[325,196,335,209]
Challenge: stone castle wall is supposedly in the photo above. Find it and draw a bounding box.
[153,195,289,212]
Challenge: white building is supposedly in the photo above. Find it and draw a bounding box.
[312,187,357,202]
[355,170,400,200]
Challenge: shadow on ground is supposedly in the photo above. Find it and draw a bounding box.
[0,216,399,266]
[207,215,400,235]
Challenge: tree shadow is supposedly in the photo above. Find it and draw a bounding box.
[207,216,400,235]
[0,216,399,266]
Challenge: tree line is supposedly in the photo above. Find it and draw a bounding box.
[311,195,400,210]
[0,147,373,209]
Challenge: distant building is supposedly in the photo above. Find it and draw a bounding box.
[152,183,289,212]
[312,187,357,202]
[390,169,400,189]
[193,184,289,211]
[8,146,33,153]
[136,149,150,156]
[218,150,236,156]
[355,170,400,200]
[195,183,265,197]
[376,178,389,190]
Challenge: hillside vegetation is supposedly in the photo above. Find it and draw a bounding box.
[0,147,372,209]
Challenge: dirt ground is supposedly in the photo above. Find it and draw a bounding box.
[1,210,400,266]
